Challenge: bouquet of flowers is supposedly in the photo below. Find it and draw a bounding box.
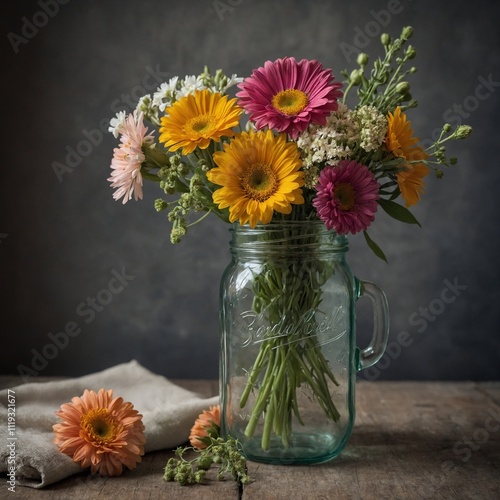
[108,25,470,258]
[107,26,471,452]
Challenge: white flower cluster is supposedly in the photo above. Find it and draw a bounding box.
[152,73,242,112]
[297,103,357,187]
[297,103,387,188]
[351,105,388,152]
[109,110,128,139]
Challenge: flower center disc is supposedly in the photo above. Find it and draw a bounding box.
[271,89,309,116]
[185,114,216,136]
[334,182,356,211]
[81,408,119,444]
[242,163,278,201]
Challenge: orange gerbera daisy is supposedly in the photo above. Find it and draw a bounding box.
[189,405,221,449]
[386,107,430,207]
[53,389,145,477]
[159,89,242,155]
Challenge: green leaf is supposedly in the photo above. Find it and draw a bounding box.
[363,231,388,263]
[388,189,401,201]
[379,181,398,190]
[378,198,421,226]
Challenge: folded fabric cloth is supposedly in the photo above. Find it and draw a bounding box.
[0,360,218,488]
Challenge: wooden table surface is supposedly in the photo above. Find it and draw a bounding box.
[1,378,499,499]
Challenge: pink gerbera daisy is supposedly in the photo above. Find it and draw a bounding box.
[108,110,154,204]
[53,389,145,477]
[236,57,343,139]
[313,160,380,235]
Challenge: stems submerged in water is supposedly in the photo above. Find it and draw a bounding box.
[238,230,342,451]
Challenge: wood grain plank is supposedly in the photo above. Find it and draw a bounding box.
[10,450,239,499]
[242,381,500,499]
[2,379,499,499]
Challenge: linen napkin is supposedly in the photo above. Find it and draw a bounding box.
[0,360,218,488]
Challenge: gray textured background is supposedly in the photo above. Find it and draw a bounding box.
[1,0,499,382]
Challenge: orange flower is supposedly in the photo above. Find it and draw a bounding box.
[189,405,221,449]
[53,389,145,476]
[386,106,430,207]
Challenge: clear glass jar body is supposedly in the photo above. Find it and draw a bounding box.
[219,221,389,465]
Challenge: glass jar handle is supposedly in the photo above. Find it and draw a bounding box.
[355,278,390,371]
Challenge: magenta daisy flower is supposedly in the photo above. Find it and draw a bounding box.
[108,111,154,204]
[313,160,380,235]
[236,57,343,139]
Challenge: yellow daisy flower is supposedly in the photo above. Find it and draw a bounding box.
[386,106,430,207]
[159,89,242,155]
[207,130,305,227]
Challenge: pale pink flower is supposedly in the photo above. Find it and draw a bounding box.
[108,111,154,204]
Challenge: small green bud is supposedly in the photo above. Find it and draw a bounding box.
[455,125,472,139]
[395,81,410,94]
[435,169,444,179]
[170,154,182,167]
[401,26,413,40]
[174,472,187,485]
[198,456,213,470]
[176,163,189,177]
[179,192,192,208]
[357,52,369,67]
[410,67,417,73]
[449,157,458,165]
[163,183,175,195]
[349,69,362,85]
[154,199,168,212]
[164,460,178,481]
[405,46,416,59]
[158,167,169,178]
[442,123,452,133]
[170,226,186,244]
[381,33,391,46]
[194,470,206,483]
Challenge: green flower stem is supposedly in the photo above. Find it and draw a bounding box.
[140,170,162,183]
[239,343,270,408]
[261,386,275,450]
[240,273,341,450]
[186,209,214,229]
[244,344,277,439]
[293,345,340,421]
[242,333,341,450]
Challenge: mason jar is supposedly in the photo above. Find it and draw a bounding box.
[219,220,389,464]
